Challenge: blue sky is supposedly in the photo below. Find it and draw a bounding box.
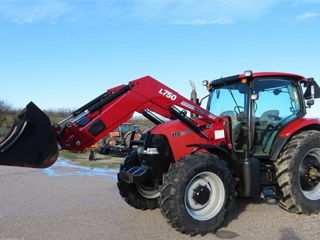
[0,0,320,117]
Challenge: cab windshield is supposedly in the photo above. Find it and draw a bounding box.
[207,82,248,116]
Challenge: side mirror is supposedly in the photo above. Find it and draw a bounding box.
[304,78,320,108]
[304,78,320,99]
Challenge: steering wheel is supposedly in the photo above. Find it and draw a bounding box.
[234,103,258,115]
[234,106,244,114]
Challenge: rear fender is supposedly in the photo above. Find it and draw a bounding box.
[270,118,320,161]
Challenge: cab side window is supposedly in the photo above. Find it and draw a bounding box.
[253,78,301,156]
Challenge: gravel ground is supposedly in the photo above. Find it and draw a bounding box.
[0,158,320,240]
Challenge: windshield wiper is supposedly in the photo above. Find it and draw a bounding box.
[223,82,242,113]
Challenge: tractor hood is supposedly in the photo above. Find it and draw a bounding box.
[148,117,228,161]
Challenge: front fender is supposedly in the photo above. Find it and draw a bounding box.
[188,144,238,171]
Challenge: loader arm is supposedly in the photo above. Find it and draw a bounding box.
[55,76,216,152]
[0,76,216,168]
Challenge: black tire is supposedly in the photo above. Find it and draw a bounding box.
[117,152,159,210]
[159,153,235,236]
[275,130,320,214]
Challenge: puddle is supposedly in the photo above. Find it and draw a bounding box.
[42,157,118,179]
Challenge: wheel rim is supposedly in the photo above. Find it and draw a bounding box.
[184,171,225,221]
[299,148,320,200]
[136,182,160,199]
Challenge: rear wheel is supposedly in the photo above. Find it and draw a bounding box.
[275,130,320,213]
[117,153,159,210]
[159,153,235,235]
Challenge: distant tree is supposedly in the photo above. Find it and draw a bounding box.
[43,108,73,124]
[0,99,13,114]
[130,117,155,130]
[44,108,72,118]
[0,99,15,133]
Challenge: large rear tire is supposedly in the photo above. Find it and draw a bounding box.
[159,153,235,236]
[275,130,320,214]
[117,152,159,210]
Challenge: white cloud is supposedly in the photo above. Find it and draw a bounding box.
[0,1,73,24]
[172,18,233,26]
[297,12,318,20]
[1,0,316,25]
[131,0,279,24]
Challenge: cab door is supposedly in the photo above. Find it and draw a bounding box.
[252,78,303,157]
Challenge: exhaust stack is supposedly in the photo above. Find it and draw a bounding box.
[189,80,198,118]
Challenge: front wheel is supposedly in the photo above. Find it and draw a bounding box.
[117,152,159,210]
[159,153,235,236]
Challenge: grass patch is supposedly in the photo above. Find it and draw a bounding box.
[58,150,124,169]
[59,150,88,160]
[0,114,15,134]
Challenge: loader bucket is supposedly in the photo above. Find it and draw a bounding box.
[0,102,58,168]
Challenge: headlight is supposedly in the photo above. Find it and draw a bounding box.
[139,147,159,155]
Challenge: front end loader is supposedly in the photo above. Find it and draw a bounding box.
[0,102,58,168]
[1,71,320,236]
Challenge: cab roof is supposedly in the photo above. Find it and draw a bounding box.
[210,72,308,88]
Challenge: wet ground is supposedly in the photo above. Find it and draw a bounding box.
[0,158,320,240]
[42,158,118,179]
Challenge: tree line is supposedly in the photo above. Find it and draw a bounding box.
[0,99,154,134]
[0,100,73,133]
[0,100,16,132]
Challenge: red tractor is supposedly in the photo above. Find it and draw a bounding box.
[103,122,141,147]
[97,122,142,157]
[1,71,320,235]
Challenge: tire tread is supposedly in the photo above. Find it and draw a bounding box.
[159,153,235,236]
[275,130,320,214]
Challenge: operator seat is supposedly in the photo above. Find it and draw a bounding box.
[257,110,280,153]
[259,110,280,126]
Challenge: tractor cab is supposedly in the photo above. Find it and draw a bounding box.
[207,71,318,159]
